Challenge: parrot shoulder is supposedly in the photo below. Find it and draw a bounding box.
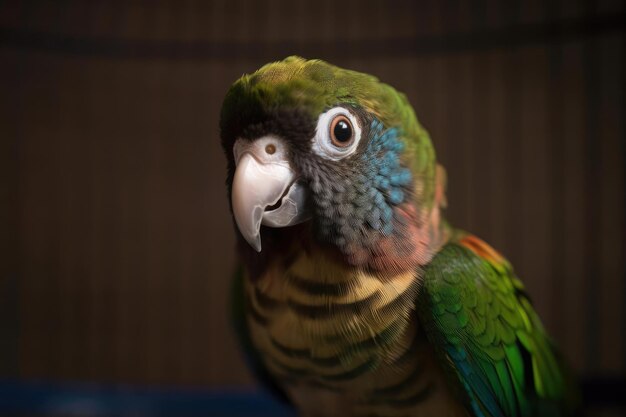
[416,234,577,417]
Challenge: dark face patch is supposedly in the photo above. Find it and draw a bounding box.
[220,108,318,278]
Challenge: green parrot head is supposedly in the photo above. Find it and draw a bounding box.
[220,56,443,274]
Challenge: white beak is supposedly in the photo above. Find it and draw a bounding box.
[231,137,311,252]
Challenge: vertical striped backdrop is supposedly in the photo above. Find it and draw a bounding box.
[1,0,624,388]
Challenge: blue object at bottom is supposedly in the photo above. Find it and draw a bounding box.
[0,379,296,416]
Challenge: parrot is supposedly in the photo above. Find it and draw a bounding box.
[220,56,578,417]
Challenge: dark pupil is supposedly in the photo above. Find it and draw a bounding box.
[334,120,352,142]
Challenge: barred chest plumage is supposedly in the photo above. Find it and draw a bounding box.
[244,249,465,417]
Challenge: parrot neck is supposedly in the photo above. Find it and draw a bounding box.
[353,161,451,276]
[354,201,448,276]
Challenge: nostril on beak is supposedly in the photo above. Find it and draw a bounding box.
[265,144,276,155]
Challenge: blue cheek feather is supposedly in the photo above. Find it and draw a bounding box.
[390,169,412,187]
[361,120,413,234]
[312,118,413,254]
[388,189,404,205]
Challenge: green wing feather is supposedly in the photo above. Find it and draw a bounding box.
[417,235,578,417]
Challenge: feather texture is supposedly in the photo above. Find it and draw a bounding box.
[222,57,578,417]
[417,234,578,417]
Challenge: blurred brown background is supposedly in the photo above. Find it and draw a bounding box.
[1,0,624,392]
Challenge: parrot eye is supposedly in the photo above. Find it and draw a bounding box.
[330,116,354,147]
[312,107,362,160]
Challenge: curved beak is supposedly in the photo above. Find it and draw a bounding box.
[231,142,310,252]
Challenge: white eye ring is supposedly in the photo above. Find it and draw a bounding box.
[311,107,362,161]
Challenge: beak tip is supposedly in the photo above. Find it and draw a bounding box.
[248,235,262,252]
